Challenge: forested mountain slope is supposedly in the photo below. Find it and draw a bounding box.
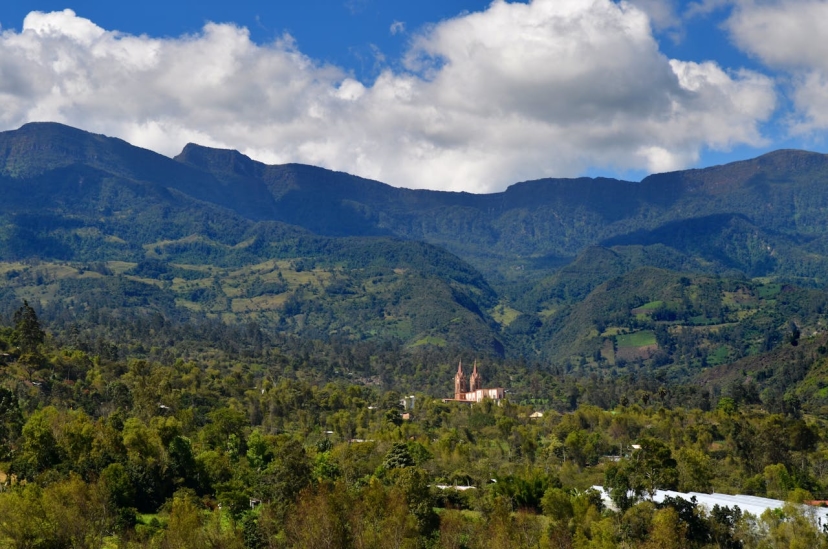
[176,142,828,280]
[5,122,828,281]
[4,122,828,370]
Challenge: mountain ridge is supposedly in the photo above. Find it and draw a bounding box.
[6,122,828,278]
[6,122,828,368]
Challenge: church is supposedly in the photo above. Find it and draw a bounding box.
[442,360,504,403]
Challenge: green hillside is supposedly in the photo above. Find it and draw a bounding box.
[0,235,504,354]
[513,267,828,376]
[8,123,828,284]
[6,123,828,375]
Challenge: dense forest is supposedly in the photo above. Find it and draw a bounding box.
[2,305,828,548]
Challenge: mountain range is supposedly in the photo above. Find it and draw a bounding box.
[4,121,828,382]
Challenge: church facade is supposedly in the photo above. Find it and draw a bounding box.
[443,360,504,403]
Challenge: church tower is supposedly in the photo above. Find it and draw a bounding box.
[454,360,467,399]
[469,360,481,393]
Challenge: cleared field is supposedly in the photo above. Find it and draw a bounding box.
[600,326,626,337]
[490,303,522,327]
[410,336,447,347]
[106,261,137,274]
[707,345,731,366]
[616,330,656,348]
[631,300,664,314]
[231,294,289,313]
[600,339,615,364]
[722,290,756,307]
[756,284,782,299]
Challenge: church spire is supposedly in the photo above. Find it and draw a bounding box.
[454,360,467,399]
[469,360,481,392]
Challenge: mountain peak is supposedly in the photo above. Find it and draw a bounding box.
[0,122,118,178]
[174,143,263,179]
[751,148,828,171]
[17,121,80,132]
[638,148,828,196]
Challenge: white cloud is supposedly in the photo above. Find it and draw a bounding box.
[789,72,828,134]
[626,0,681,31]
[727,0,828,71]
[390,21,405,35]
[725,0,828,134]
[0,4,776,192]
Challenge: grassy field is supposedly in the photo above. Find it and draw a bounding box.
[489,303,522,327]
[757,283,782,299]
[411,336,448,347]
[615,330,657,348]
[600,326,626,337]
[707,345,731,366]
[601,339,616,364]
[632,300,664,312]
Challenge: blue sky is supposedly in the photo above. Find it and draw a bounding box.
[1,1,496,78]
[0,0,502,71]
[0,1,826,192]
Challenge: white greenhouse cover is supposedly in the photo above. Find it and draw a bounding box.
[591,486,828,527]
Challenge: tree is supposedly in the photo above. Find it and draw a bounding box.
[383,442,415,470]
[659,496,712,546]
[100,462,136,509]
[12,300,45,357]
[12,407,62,478]
[788,321,801,347]
[676,447,713,493]
[245,429,273,471]
[604,462,641,512]
[760,503,828,549]
[349,480,416,549]
[709,505,743,549]
[11,301,45,380]
[605,437,678,511]
[0,387,22,461]
[541,487,574,522]
[0,476,113,549]
[285,485,348,549]
[388,466,439,536]
[167,436,199,490]
[161,490,208,549]
[644,507,686,549]
[259,436,312,507]
[630,437,678,498]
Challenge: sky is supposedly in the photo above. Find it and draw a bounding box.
[0,0,827,193]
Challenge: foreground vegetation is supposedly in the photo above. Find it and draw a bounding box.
[2,307,828,548]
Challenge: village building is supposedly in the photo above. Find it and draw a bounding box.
[442,360,504,403]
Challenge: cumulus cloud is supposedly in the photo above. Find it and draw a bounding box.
[726,0,828,134]
[727,0,828,70]
[390,21,405,35]
[626,0,681,31]
[0,3,776,192]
